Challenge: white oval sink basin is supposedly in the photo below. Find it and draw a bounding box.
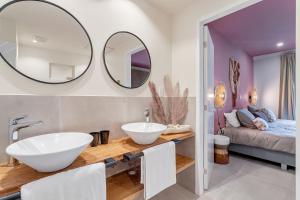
[121,122,167,144]
[6,132,93,172]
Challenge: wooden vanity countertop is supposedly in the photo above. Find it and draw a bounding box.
[0,131,194,197]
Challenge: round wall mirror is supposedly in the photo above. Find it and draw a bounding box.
[0,0,93,84]
[103,32,151,89]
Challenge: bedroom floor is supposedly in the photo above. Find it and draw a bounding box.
[128,154,295,200]
[200,154,295,200]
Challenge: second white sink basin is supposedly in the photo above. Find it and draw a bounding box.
[6,132,93,172]
[121,122,167,144]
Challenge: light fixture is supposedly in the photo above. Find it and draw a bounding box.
[249,88,258,105]
[214,83,227,134]
[276,42,284,47]
[215,83,227,109]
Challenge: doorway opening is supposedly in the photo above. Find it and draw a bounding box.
[196,0,296,199]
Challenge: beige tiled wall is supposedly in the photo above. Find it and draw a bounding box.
[0,96,195,160]
[0,96,61,162]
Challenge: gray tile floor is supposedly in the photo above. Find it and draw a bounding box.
[201,154,295,200]
[149,154,295,200]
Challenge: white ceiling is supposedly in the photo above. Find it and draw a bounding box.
[1,1,91,55]
[147,0,196,15]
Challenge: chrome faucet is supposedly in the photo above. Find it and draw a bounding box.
[8,115,43,166]
[9,115,43,143]
[144,108,150,123]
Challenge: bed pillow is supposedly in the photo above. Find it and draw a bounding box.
[225,120,232,127]
[253,117,269,131]
[236,108,256,129]
[260,108,276,122]
[248,105,259,114]
[253,111,269,122]
[224,110,241,128]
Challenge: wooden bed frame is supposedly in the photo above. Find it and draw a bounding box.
[229,143,295,170]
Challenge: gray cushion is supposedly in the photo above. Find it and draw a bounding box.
[248,105,258,114]
[254,111,269,122]
[260,108,277,122]
[236,108,256,129]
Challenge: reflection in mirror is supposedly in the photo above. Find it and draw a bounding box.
[0,0,93,84]
[103,32,151,88]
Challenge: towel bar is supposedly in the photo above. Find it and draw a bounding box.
[0,139,182,200]
[172,139,182,145]
[104,157,118,168]
[123,139,182,161]
[0,192,20,200]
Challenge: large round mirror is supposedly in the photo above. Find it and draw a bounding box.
[0,0,93,84]
[103,32,151,89]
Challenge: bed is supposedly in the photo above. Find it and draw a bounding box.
[223,119,296,169]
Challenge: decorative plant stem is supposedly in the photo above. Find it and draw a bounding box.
[148,81,167,124]
[148,76,189,125]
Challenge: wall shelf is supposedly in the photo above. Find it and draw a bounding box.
[107,154,195,200]
[0,132,194,197]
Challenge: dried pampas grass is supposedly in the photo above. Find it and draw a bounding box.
[148,81,167,124]
[148,76,189,125]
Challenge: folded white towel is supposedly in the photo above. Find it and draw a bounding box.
[21,163,106,200]
[141,142,176,199]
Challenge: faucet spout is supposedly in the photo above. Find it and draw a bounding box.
[16,121,44,130]
[11,121,43,142]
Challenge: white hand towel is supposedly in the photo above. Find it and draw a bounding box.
[21,163,106,200]
[141,142,176,200]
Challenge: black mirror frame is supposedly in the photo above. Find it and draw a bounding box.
[0,0,93,84]
[103,31,152,89]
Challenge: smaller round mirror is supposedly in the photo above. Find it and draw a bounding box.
[103,32,151,89]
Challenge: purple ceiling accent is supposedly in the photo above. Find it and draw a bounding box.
[131,49,151,69]
[207,0,295,56]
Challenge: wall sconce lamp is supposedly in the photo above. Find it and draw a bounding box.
[249,89,258,105]
[215,83,227,109]
[214,83,227,134]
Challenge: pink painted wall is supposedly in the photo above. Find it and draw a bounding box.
[131,49,151,69]
[208,27,254,132]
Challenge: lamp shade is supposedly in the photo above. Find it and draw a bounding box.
[214,83,227,108]
[249,89,258,105]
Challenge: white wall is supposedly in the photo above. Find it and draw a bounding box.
[253,52,281,116]
[0,0,172,97]
[171,0,256,97]
[0,18,17,66]
[18,44,90,82]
